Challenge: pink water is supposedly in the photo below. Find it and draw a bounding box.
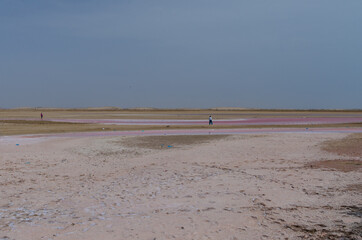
[2,117,362,125]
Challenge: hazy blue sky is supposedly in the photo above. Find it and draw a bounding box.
[1,0,361,109]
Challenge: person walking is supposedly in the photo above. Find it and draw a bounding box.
[209,115,213,125]
[41,112,43,120]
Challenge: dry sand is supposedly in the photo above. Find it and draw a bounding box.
[0,133,361,240]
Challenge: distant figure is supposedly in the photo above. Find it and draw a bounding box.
[41,112,43,120]
[209,115,213,125]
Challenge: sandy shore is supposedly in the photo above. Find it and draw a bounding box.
[1,109,361,136]
[0,133,361,239]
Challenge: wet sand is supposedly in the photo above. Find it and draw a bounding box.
[1,108,362,120]
[0,133,361,239]
[1,109,361,136]
[2,117,362,125]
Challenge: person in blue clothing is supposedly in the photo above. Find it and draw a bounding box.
[209,115,213,125]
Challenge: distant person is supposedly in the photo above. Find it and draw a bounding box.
[209,115,213,125]
[41,112,43,120]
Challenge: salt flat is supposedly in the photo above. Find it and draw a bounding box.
[0,132,361,239]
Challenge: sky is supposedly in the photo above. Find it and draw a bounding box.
[0,0,361,109]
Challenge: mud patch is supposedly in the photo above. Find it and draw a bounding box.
[345,184,362,193]
[118,135,229,150]
[321,133,362,157]
[95,149,138,157]
[342,205,362,218]
[308,160,362,172]
[285,222,362,240]
[285,206,362,240]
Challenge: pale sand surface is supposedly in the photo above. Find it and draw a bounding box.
[1,133,361,239]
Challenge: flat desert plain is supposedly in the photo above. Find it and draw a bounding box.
[0,109,361,240]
